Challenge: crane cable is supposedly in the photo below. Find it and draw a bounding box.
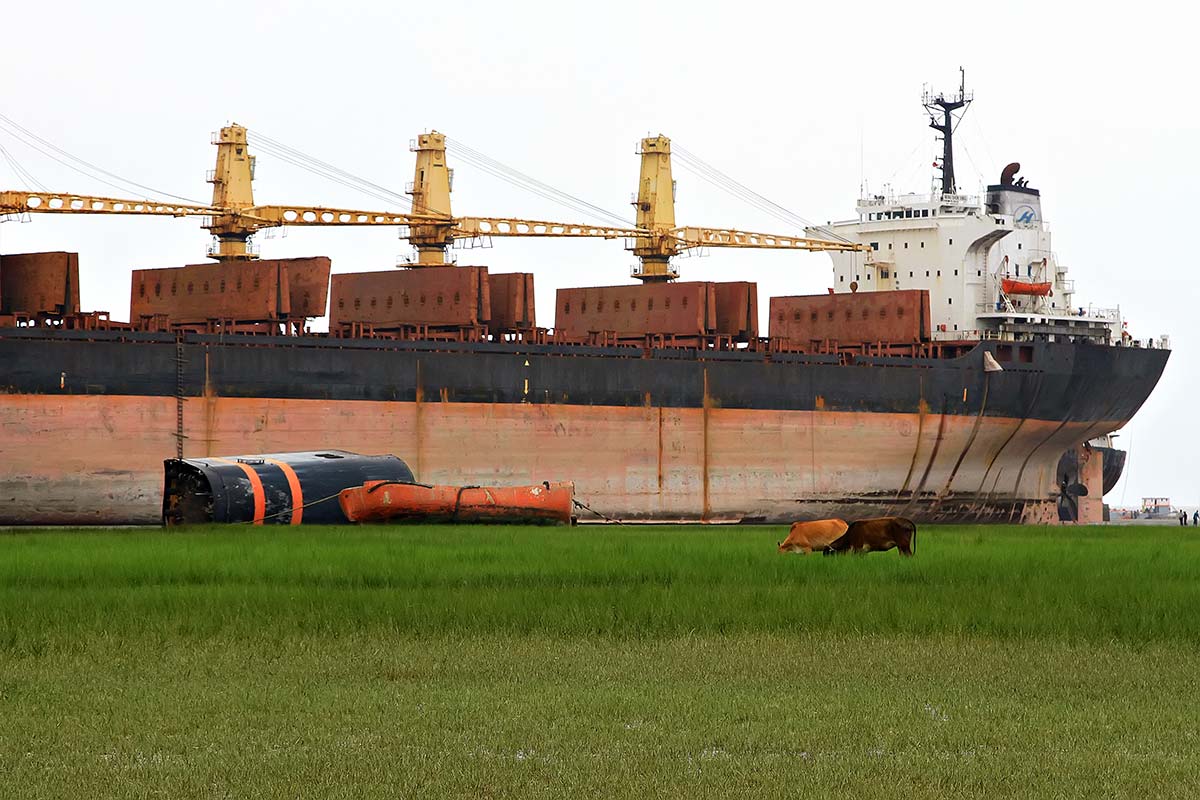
[671,143,854,244]
[0,142,47,192]
[0,113,205,205]
[445,137,636,228]
[246,129,420,212]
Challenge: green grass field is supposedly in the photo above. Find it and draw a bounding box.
[2,524,1199,798]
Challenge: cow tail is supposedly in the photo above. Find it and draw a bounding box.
[906,519,917,555]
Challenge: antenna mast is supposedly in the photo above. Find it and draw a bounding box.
[923,67,973,195]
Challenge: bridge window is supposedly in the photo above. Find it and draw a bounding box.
[922,210,929,217]
[597,300,604,312]
[827,311,834,321]
[794,310,802,321]
[880,308,887,319]
[187,282,194,295]
[1018,243,1023,250]
[220,279,226,293]
[582,301,587,312]
[909,271,913,278]
[647,299,652,310]
[948,298,953,304]
[631,299,637,311]
[897,306,905,317]
[870,242,879,251]
[977,270,982,277]
[664,298,671,309]
[420,294,426,306]
[904,242,908,249]
[614,300,621,311]
[437,294,444,306]
[810,311,818,322]
[926,271,930,277]
[386,296,394,310]
[840,276,844,282]
[954,269,958,276]
[1019,345,1034,363]
[997,345,1013,361]
[402,293,410,306]
[353,298,361,310]
[454,292,461,304]
[563,302,570,314]
[861,309,869,320]
[920,242,925,248]
[949,238,954,245]
[888,243,893,250]
[203,281,210,293]
[681,296,688,308]
[937,270,941,277]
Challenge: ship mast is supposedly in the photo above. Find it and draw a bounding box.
[923,67,972,195]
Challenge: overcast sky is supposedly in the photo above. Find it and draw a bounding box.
[3,0,1196,507]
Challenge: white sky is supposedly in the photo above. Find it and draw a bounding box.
[2,0,1197,506]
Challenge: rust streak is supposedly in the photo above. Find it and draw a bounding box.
[702,367,710,522]
[657,406,664,493]
[936,372,992,507]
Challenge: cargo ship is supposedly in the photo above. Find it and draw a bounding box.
[0,80,1169,525]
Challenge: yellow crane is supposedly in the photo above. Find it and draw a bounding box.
[0,124,646,264]
[1,125,867,274]
[629,135,868,282]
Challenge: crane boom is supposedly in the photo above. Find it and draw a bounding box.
[671,226,867,253]
[1,190,217,218]
[454,217,643,240]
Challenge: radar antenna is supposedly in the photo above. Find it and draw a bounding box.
[923,67,973,195]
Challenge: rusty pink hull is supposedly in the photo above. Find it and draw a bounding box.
[0,394,1113,525]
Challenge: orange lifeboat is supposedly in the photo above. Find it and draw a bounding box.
[1001,278,1053,296]
[337,480,575,524]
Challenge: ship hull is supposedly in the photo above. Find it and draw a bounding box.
[0,329,1169,525]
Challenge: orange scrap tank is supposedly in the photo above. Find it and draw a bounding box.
[338,480,575,524]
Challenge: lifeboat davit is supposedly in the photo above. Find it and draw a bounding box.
[338,480,575,524]
[1001,278,1053,296]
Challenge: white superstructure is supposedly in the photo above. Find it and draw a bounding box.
[810,177,1127,344]
[807,77,1162,349]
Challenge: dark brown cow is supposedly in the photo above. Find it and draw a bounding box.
[777,518,849,554]
[824,517,916,556]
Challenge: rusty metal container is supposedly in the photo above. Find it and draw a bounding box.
[163,450,415,525]
[488,272,536,331]
[712,281,758,339]
[131,261,291,324]
[769,289,931,347]
[554,281,717,338]
[329,266,490,329]
[0,251,81,315]
[278,257,331,318]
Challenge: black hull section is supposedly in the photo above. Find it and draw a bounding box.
[0,328,1170,423]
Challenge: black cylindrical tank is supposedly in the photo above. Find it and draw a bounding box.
[162,450,415,525]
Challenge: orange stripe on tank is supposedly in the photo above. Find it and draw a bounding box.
[212,458,266,525]
[264,458,304,525]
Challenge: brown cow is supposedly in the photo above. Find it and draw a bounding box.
[777,518,850,554]
[823,517,916,557]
